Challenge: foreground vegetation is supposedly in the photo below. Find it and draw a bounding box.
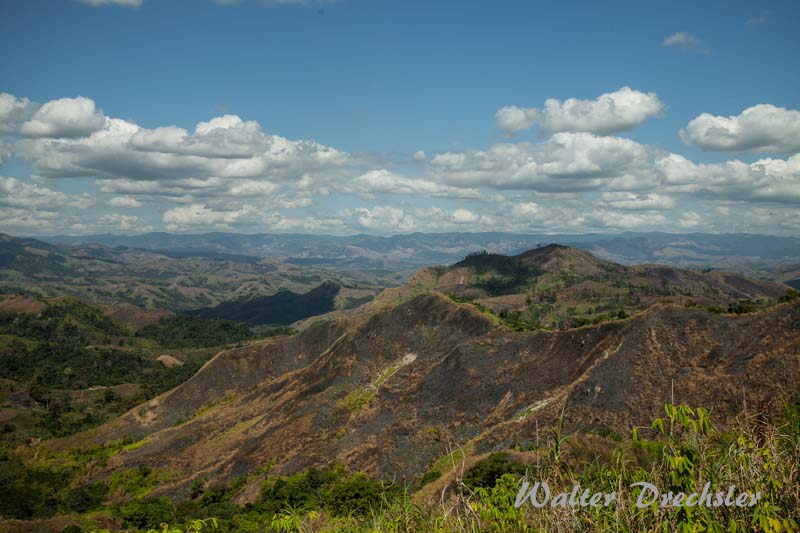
[1,402,797,532]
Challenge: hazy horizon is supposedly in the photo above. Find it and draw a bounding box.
[10,229,800,240]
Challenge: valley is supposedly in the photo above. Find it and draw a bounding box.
[0,233,393,313]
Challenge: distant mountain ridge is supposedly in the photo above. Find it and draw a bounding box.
[35,231,800,281]
[0,233,388,312]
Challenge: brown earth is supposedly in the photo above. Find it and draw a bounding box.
[103,304,175,331]
[0,295,46,314]
[156,354,184,368]
[68,289,800,500]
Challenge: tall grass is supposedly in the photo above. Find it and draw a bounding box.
[260,403,800,532]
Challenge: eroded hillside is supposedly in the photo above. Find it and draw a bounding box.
[71,282,799,500]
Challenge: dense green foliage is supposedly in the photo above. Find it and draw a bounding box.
[250,325,298,338]
[258,465,390,517]
[0,300,193,392]
[0,299,228,439]
[0,236,71,275]
[452,288,795,334]
[455,251,542,297]
[0,302,205,393]
[119,497,176,530]
[462,451,526,489]
[447,251,798,333]
[136,315,255,349]
[0,445,106,519]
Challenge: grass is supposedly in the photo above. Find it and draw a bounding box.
[4,402,799,532]
[340,387,376,412]
[253,403,799,532]
[338,357,414,413]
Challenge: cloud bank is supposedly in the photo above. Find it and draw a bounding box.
[1,90,799,235]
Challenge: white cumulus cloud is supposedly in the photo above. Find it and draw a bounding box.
[495,87,663,137]
[96,213,152,232]
[162,203,273,231]
[0,177,93,209]
[451,208,479,223]
[20,96,106,139]
[680,104,800,154]
[344,169,481,199]
[430,132,662,192]
[11,93,354,189]
[0,93,37,133]
[658,152,800,204]
[3,89,800,235]
[495,106,540,136]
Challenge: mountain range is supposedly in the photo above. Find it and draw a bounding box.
[50,243,798,501]
[0,233,390,312]
[1,234,799,531]
[39,230,800,265]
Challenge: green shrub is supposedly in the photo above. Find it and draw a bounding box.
[119,497,175,530]
[322,472,384,517]
[419,470,441,486]
[779,289,800,303]
[462,452,526,489]
[61,482,107,513]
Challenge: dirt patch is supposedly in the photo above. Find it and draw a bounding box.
[156,354,184,368]
[0,294,45,314]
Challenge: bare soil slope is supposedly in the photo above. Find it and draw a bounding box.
[75,288,800,498]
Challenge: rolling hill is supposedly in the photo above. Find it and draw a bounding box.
[0,233,390,313]
[55,246,797,500]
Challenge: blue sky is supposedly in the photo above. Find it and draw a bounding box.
[1,0,799,235]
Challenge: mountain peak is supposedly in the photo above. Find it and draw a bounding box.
[515,243,616,275]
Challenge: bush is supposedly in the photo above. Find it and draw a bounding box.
[62,482,107,513]
[779,289,800,303]
[419,470,441,486]
[258,465,390,518]
[260,467,327,513]
[462,452,526,489]
[322,472,384,516]
[119,497,175,530]
[454,251,542,296]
